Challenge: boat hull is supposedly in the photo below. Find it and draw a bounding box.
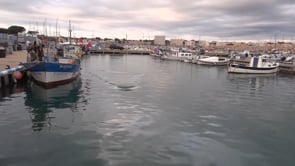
[29,62,80,87]
[278,62,295,74]
[197,56,229,66]
[197,60,229,66]
[228,65,278,74]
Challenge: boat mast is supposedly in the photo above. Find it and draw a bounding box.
[55,18,58,47]
[55,18,58,38]
[43,18,48,55]
[69,20,72,45]
[274,32,277,51]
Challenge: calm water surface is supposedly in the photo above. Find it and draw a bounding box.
[1,54,295,166]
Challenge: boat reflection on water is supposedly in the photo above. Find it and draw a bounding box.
[0,84,25,98]
[24,78,82,131]
[227,73,277,92]
[227,73,277,80]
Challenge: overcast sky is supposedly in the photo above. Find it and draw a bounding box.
[0,0,295,41]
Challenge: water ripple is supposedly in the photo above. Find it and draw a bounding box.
[1,55,295,165]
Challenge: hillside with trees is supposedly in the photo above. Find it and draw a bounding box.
[0,25,26,34]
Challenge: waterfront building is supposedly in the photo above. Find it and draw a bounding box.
[154,35,165,46]
[170,39,184,47]
[184,40,196,48]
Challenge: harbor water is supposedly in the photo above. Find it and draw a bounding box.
[1,54,295,166]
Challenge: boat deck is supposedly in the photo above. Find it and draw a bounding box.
[230,57,251,66]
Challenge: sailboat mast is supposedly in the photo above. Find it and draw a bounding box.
[69,20,72,45]
[55,19,58,39]
[55,18,58,46]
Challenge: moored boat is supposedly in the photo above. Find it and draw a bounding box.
[228,56,279,74]
[197,56,230,66]
[278,55,295,74]
[28,21,82,87]
[192,55,209,64]
[28,55,81,87]
[164,50,194,61]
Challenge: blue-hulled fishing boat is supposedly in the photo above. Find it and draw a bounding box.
[28,21,82,87]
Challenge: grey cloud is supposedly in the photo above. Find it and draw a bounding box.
[0,0,295,40]
[157,0,295,39]
[0,0,43,14]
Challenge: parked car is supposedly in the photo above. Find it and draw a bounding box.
[109,44,124,50]
[89,44,101,51]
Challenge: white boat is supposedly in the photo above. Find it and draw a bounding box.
[228,56,279,74]
[197,56,230,66]
[178,52,193,61]
[192,55,209,64]
[183,58,192,63]
[164,51,194,61]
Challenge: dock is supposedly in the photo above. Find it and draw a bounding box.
[0,50,28,88]
[90,49,151,55]
[0,50,27,70]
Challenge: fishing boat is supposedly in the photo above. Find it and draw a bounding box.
[28,21,82,87]
[197,56,230,66]
[228,56,279,74]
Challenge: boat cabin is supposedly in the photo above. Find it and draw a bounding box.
[249,56,277,68]
[172,51,193,59]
